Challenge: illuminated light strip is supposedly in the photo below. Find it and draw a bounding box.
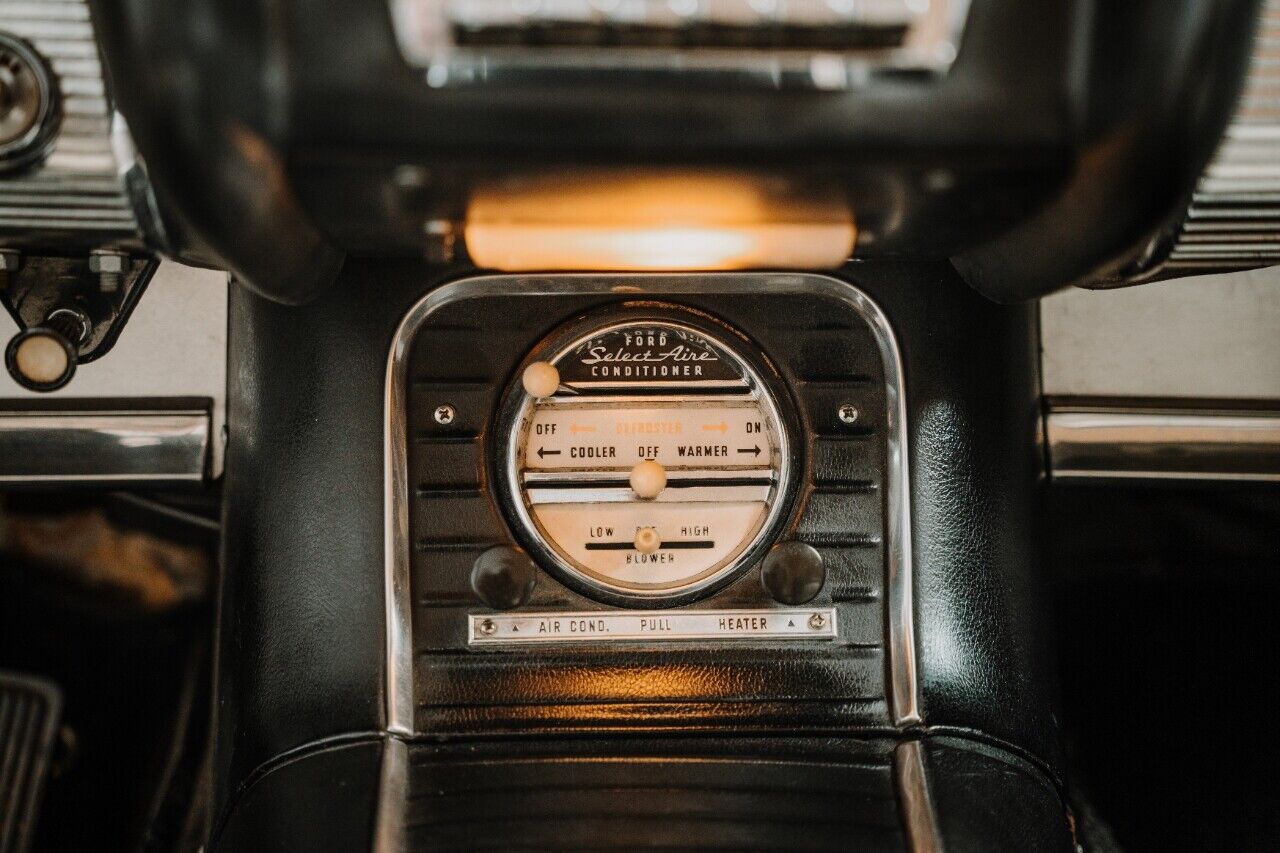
[463,171,856,272]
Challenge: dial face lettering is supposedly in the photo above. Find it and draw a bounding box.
[523,405,772,469]
[504,318,793,599]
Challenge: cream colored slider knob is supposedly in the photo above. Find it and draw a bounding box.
[5,327,77,392]
[521,361,560,398]
[629,459,667,499]
[634,527,662,555]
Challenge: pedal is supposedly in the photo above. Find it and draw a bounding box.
[0,672,61,853]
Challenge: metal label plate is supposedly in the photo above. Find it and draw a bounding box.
[469,608,837,645]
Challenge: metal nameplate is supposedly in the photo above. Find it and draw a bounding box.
[468,608,837,645]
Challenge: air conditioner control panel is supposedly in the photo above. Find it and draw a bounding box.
[496,311,798,605]
[400,277,895,684]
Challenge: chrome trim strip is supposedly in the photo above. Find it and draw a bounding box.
[523,468,774,483]
[894,740,943,853]
[384,304,419,737]
[372,735,408,853]
[383,272,918,736]
[392,0,972,83]
[524,485,771,504]
[469,608,838,645]
[1047,405,1280,483]
[541,392,753,405]
[0,408,209,485]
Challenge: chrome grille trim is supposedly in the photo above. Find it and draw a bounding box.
[0,0,144,243]
[1160,0,1280,274]
[391,0,972,88]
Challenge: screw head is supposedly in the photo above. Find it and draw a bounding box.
[808,612,827,630]
[837,404,859,425]
[433,404,456,425]
[477,618,497,637]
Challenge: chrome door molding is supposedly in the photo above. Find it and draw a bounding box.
[0,404,210,486]
[1047,400,1280,483]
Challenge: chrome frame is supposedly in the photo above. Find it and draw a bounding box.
[894,740,943,853]
[372,734,408,853]
[391,0,972,86]
[1047,402,1280,483]
[502,316,795,600]
[383,272,919,737]
[468,607,839,645]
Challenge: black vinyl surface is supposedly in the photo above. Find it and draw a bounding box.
[0,553,209,853]
[1053,486,1280,852]
[91,0,1261,300]
[211,739,383,853]
[214,261,1060,841]
[402,737,907,851]
[212,734,1072,851]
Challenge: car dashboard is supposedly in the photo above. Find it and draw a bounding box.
[0,1,1278,852]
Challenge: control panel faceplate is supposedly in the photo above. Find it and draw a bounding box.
[392,273,904,734]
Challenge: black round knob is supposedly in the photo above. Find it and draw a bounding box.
[471,546,537,610]
[761,541,825,605]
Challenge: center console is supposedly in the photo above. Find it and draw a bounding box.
[213,260,1066,850]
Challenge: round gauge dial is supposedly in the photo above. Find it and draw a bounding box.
[499,311,796,603]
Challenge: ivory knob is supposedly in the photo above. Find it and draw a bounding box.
[6,328,77,391]
[521,361,560,398]
[634,527,662,555]
[13,333,70,385]
[629,459,667,499]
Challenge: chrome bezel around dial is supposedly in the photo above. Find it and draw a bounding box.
[495,306,800,607]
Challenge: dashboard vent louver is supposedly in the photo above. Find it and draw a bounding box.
[1160,0,1280,274]
[391,0,971,89]
[0,0,142,244]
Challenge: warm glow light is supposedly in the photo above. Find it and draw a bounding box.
[463,171,855,272]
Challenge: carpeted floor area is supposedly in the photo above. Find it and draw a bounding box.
[0,494,214,853]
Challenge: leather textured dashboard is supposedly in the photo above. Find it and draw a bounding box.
[90,0,1263,301]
